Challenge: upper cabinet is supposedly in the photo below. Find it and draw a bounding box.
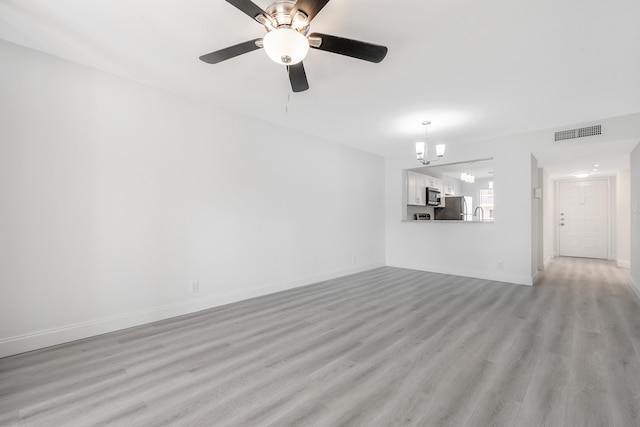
[407,171,446,207]
[425,175,437,188]
[407,171,427,206]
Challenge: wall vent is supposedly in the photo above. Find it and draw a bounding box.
[554,124,602,141]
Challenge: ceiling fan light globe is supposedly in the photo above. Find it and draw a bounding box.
[263,27,309,65]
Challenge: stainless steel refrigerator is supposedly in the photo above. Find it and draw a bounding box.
[434,196,472,220]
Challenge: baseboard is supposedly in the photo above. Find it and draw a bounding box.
[387,262,533,286]
[617,259,631,269]
[0,262,384,358]
[531,270,540,285]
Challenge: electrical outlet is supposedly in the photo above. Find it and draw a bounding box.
[497,262,504,270]
[190,281,200,294]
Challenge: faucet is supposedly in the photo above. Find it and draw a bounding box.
[473,206,484,221]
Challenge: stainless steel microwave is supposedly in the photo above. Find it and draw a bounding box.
[426,187,441,206]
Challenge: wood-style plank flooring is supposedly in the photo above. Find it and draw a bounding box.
[1,257,638,426]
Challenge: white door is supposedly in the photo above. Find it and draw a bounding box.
[557,179,608,259]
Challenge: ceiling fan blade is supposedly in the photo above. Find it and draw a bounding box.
[291,0,330,23]
[226,0,271,24]
[309,32,388,63]
[288,62,309,92]
[199,39,262,64]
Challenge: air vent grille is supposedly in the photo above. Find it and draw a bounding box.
[554,125,602,141]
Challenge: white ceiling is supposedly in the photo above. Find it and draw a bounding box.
[1,0,639,171]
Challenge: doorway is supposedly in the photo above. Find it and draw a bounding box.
[556,179,609,259]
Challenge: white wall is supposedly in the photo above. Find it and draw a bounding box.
[535,167,544,271]
[531,155,539,280]
[386,114,640,287]
[631,143,640,297]
[385,139,535,286]
[542,168,554,267]
[616,169,631,268]
[0,40,386,357]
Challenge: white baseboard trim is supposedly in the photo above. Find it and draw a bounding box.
[531,270,540,285]
[617,259,631,269]
[386,262,533,286]
[0,262,384,358]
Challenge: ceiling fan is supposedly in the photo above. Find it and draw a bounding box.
[199,0,388,92]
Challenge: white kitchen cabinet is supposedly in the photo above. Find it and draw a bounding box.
[425,176,438,189]
[407,171,417,205]
[407,171,427,206]
[418,174,429,204]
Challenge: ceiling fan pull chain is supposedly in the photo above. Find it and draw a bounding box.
[285,66,291,113]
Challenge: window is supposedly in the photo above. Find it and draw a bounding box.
[477,188,494,220]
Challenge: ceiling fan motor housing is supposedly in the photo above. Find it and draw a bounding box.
[265,0,309,33]
[260,1,311,65]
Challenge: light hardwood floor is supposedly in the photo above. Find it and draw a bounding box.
[1,257,638,426]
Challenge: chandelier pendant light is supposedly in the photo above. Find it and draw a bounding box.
[460,164,475,183]
[415,121,445,165]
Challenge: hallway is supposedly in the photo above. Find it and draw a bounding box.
[531,256,638,426]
